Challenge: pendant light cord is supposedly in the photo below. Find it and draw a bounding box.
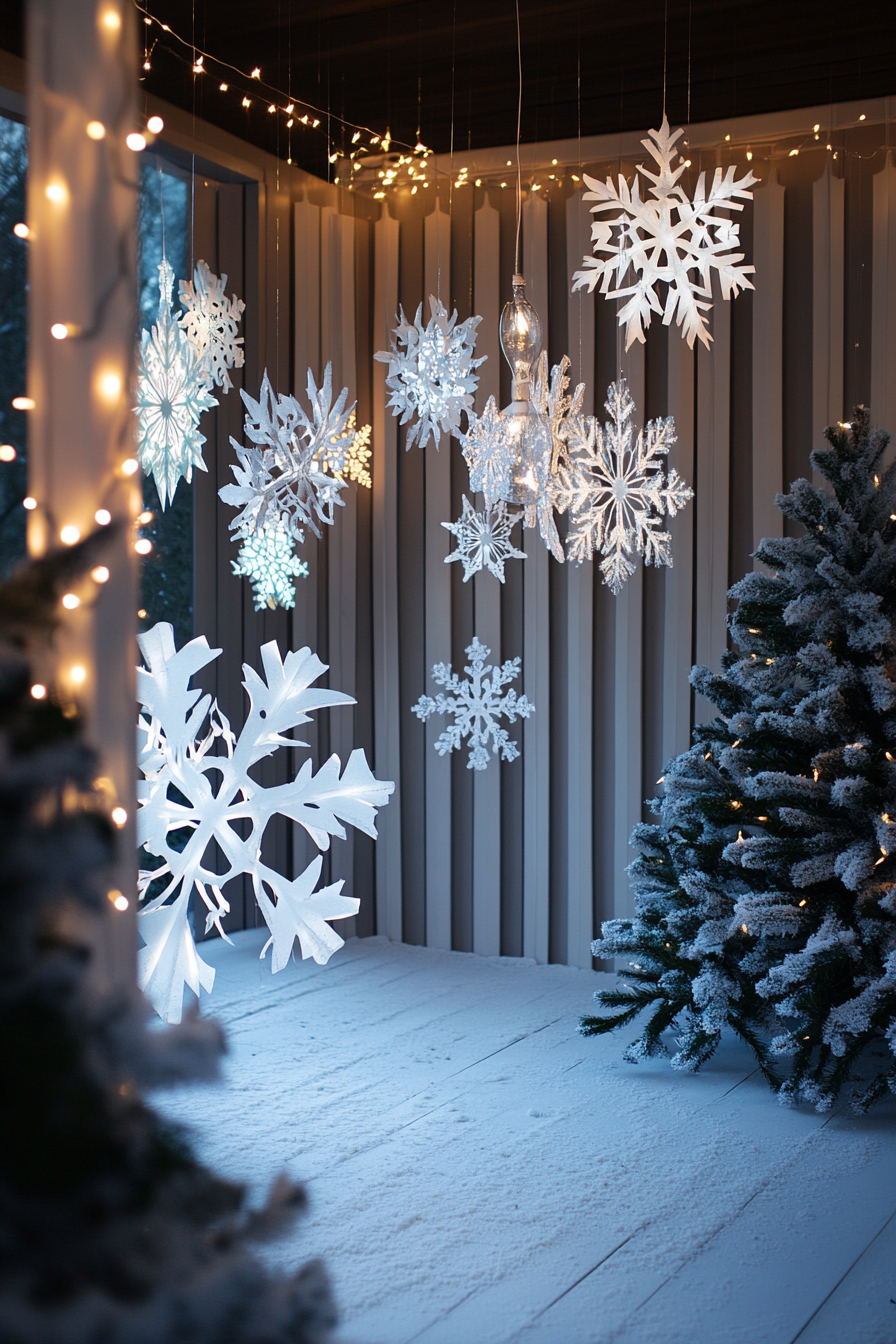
[514,0,523,277]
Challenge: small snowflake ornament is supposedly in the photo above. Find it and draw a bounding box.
[136,622,394,1023]
[374,295,486,448]
[135,259,218,508]
[564,377,694,593]
[412,636,535,770]
[572,117,758,350]
[316,410,373,489]
[443,495,526,583]
[460,396,519,508]
[233,520,309,611]
[178,259,246,392]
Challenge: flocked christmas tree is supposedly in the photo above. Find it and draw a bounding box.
[583,408,896,1112]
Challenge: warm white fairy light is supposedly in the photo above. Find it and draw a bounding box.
[94,508,111,525]
[60,525,81,545]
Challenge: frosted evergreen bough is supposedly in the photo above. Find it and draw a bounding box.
[572,117,758,350]
[178,258,246,392]
[137,622,393,1023]
[232,520,309,611]
[412,636,535,771]
[442,495,526,583]
[374,295,486,448]
[582,408,896,1112]
[563,377,693,593]
[135,259,218,508]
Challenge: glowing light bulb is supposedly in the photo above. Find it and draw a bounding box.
[108,889,129,910]
[13,222,29,238]
[94,508,112,525]
[126,132,147,152]
[121,458,139,475]
[147,115,164,134]
[97,371,121,402]
[101,9,121,32]
[137,509,154,525]
[60,525,81,545]
[30,683,47,700]
[22,496,36,510]
[86,120,106,140]
[61,593,80,610]
[500,276,542,397]
[51,323,69,340]
[45,182,67,203]
[70,665,86,684]
[111,806,128,827]
[220,83,229,91]
[251,67,261,79]
[91,566,110,583]
[134,538,153,555]
[0,445,15,462]
[242,97,251,108]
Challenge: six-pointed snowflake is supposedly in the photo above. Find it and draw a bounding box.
[460,395,519,508]
[233,520,310,611]
[572,117,758,350]
[412,636,535,771]
[178,258,246,392]
[219,364,354,546]
[443,495,526,583]
[136,622,394,1023]
[135,259,218,508]
[375,296,486,448]
[564,377,693,593]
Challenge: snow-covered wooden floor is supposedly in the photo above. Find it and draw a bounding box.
[154,932,896,1344]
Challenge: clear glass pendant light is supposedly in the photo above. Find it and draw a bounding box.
[499,274,549,507]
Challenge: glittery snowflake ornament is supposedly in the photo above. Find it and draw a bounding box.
[564,377,693,593]
[178,258,246,392]
[443,495,526,583]
[233,520,309,611]
[375,295,486,448]
[572,117,758,350]
[137,622,394,1023]
[460,396,518,508]
[135,259,218,508]
[412,636,535,770]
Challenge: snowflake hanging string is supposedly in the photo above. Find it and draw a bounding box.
[374,295,486,448]
[219,364,354,548]
[442,495,527,583]
[564,377,694,593]
[232,519,310,611]
[135,259,218,509]
[178,259,246,392]
[571,117,758,350]
[412,636,535,770]
[136,622,394,1023]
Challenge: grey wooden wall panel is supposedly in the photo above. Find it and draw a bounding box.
[871,154,896,438]
[751,172,785,554]
[521,194,551,964]
[813,165,845,439]
[694,299,731,723]
[372,212,403,941]
[662,335,696,769]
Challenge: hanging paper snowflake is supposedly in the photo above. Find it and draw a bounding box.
[564,377,693,594]
[460,396,519,508]
[219,364,354,546]
[315,411,373,489]
[412,636,535,771]
[136,622,394,1023]
[178,258,246,392]
[374,296,486,449]
[526,352,590,563]
[135,259,218,508]
[571,117,758,350]
[232,520,310,611]
[442,495,526,583]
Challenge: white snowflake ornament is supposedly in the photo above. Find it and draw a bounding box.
[564,377,693,593]
[178,259,246,392]
[460,396,519,509]
[374,296,486,448]
[232,519,309,611]
[443,495,526,583]
[572,117,758,350]
[136,622,394,1022]
[412,636,535,771]
[316,410,373,489]
[135,259,218,508]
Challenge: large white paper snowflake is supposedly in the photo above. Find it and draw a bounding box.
[136,622,394,1023]
[564,377,693,594]
[219,365,354,546]
[135,259,218,508]
[374,296,486,449]
[178,259,246,392]
[412,636,535,771]
[571,117,758,350]
[443,495,526,583]
[232,520,309,611]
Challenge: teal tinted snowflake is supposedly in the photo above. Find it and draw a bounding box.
[442,495,526,583]
[412,636,535,771]
[178,259,246,392]
[233,521,309,611]
[374,296,486,449]
[135,259,218,509]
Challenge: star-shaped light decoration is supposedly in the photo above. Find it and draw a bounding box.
[178,259,246,392]
[135,259,218,508]
[232,519,310,611]
[442,495,527,583]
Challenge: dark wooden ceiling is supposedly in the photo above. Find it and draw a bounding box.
[4,2,896,177]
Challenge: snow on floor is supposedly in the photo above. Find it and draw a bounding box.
[151,931,896,1344]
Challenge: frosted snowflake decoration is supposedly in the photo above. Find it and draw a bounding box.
[232,520,309,611]
[412,636,535,771]
[178,259,246,392]
[316,411,373,489]
[136,622,394,1023]
[527,352,589,563]
[460,396,518,508]
[572,117,758,350]
[219,364,354,546]
[135,259,218,508]
[564,377,693,594]
[443,495,526,583]
[374,296,486,449]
